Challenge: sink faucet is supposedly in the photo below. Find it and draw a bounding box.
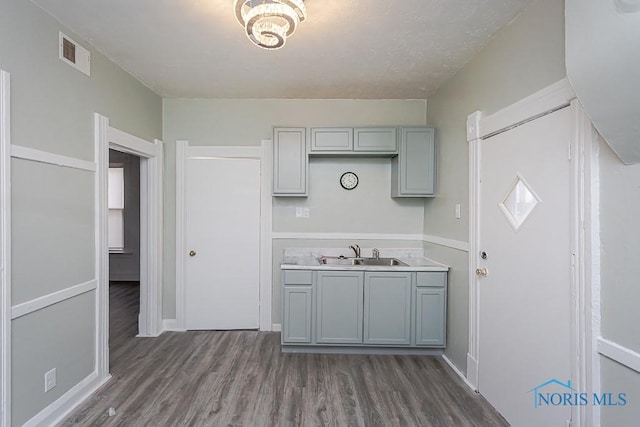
[372,248,380,259]
[348,244,361,258]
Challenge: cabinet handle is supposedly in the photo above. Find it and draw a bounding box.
[189,250,197,257]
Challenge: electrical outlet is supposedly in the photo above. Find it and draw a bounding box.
[295,207,310,218]
[44,368,56,392]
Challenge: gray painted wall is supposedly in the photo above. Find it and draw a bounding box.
[423,0,566,375]
[109,150,141,282]
[1,0,162,424]
[162,99,428,320]
[599,138,640,424]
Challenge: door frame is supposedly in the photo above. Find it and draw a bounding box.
[0,69,12,427]
[175,141,273,331]
[95,114,164,378]
[466,78,598,426]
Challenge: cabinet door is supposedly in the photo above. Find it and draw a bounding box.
[391,127,436,197]
[310,127,353,152]
[273,127,307,196]
[282,286,312,343]
[415,288,446,346]
[315,271,364,344]
[363,272,412,345]
[354,127,398,153]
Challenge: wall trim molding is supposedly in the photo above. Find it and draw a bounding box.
[272,323,282,332]
[11,280,97,320]
[597,337,640,375]
[442,355,476,391]
[423,235,470,252]
[22,371,109,427]
[471,78,576,141]
[272,232,425,241]
[0,69,11,427]
[11,144,96,172]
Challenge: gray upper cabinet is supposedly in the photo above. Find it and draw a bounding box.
[308,127,397,155]
[273,127,307,196]
[363,272,412,345]
[354,127,398,153]
[315,271,364,344]
[309,127,353,152]
[391,127,436,197]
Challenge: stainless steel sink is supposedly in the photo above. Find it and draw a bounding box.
[319,256,361,265]
[358,257,408,266]
[319,256,408,266]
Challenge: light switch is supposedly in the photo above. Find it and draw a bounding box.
[296,207,310,218]
[455,204,461,219]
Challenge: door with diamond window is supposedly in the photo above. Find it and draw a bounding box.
[478,106,572,426]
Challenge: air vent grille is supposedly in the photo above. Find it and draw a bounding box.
[62,37,76,63]
[58,32,90,76]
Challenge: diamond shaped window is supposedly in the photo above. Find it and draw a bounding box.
[499,175,540,231]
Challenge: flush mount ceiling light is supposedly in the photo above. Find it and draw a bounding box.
[234,0,307,50]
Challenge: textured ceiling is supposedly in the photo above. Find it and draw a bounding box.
[31,0,532,99]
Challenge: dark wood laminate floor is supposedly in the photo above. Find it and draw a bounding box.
[62,284,508,426]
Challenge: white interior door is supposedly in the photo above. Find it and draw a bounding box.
[185,157,260,330]
[478,107,572,426]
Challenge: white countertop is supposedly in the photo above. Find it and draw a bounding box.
[280,248,449,272]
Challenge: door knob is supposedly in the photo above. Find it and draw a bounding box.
[476,268,488,277]
[189,250,197,257]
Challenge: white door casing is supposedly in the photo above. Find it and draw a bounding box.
[175,142,273,331]
[185,156,260,329]
[478,106,572,426]
[466,79,593,427]
[95,114,164,379]
[0,69,12,427]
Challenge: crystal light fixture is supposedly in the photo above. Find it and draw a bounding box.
[234,0,307,50]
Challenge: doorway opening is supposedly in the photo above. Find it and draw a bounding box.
[95,113,163,380]
[108,150,142,369]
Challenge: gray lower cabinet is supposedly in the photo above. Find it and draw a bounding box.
[273,127,307,196]
[415,272,447,347]
[363,272,412,345]
[282,286,312,343]
[391,127,436,197]
[281,268,447,349]
[282,270,313,344]
[315,271,364,344]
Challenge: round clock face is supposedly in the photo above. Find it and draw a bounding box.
[340,172,359,190]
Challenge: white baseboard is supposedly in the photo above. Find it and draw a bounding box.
[23,371,110,427]
[162,318,185,332]
[597,337,640,374]
[271,323,282,332]
[442,354,476,391]
[466,353,479,390]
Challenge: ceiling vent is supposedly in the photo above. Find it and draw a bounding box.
[58,32,90,76]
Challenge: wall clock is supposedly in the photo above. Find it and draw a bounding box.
[340,172,359,190]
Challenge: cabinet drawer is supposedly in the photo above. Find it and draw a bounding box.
[416,272,446,287]
[283,270,313,285]
[310,128,353,152]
